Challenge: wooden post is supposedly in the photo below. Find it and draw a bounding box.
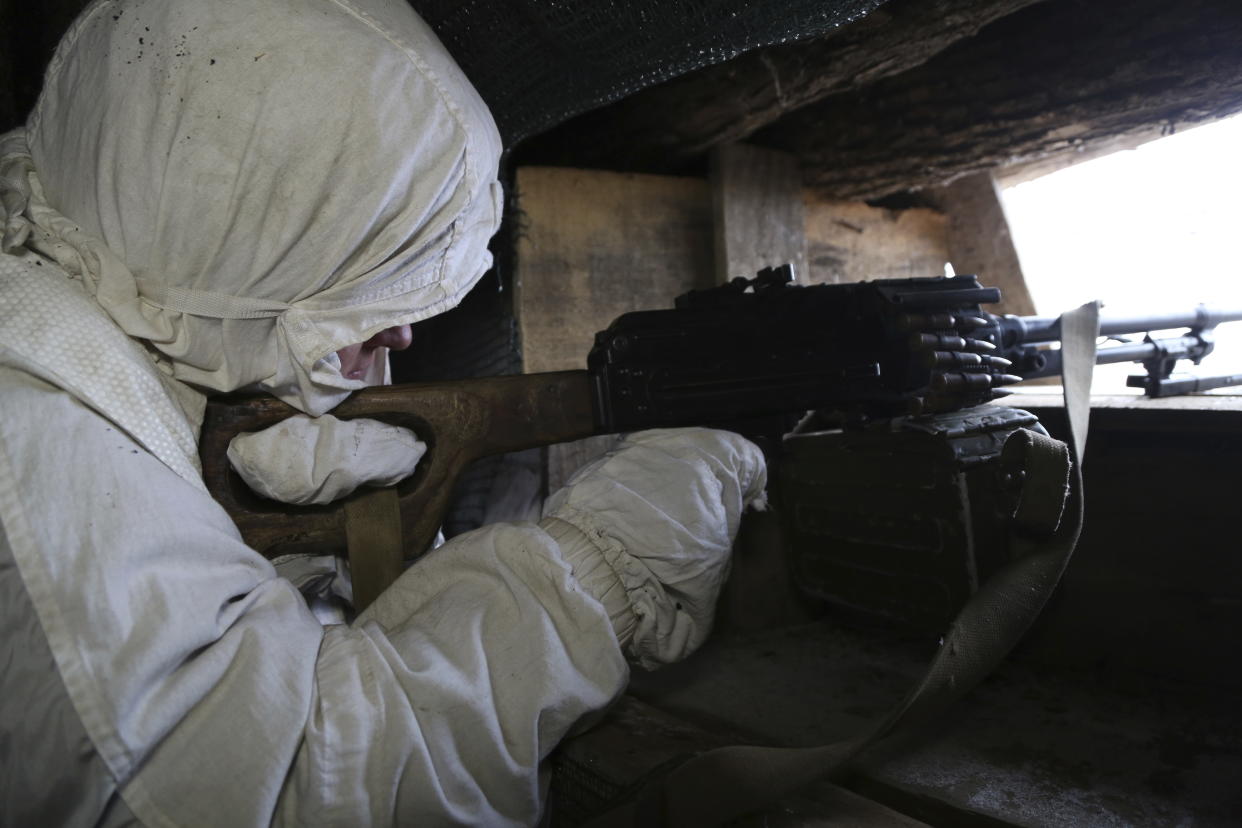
[711,143,808,284]
[935,171,1037,316]
[710,144,815,631]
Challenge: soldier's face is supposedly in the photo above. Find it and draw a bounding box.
[336,325,413,381]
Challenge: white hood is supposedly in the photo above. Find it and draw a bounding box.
[10,0,502,415]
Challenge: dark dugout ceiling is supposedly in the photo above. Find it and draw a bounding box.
[516,0,1242,202]
[410,0,887,145]
[4,0,887,136]
[6,0,1241,202]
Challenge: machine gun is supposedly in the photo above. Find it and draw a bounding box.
[590,265,1242,434]
[200,268,1242,608]
[588,266,1242,625]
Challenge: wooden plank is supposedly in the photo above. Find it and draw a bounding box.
[514,167,714,490]
[997,392,1242,436]
[999,390,1242,411]
[711,143,807,283]
[803,199,949,285]
[551,695,932,827]
[514,167,714,374]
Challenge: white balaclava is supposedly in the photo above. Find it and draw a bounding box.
[4,0,502,416]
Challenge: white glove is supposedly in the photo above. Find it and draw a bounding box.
[227,414,425,505]
[540,428,767,670]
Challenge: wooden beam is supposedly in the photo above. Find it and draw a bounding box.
[765,0,1242,200]
[520,0,1242,203]
[517,0,1043,171]
[934,172,1036,316]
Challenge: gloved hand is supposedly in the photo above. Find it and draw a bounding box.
[539,428,767,670]
[227,414,425,505]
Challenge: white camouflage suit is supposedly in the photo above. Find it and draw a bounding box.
[0,0,767,825]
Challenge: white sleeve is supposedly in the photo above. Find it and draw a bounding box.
[541,428,768,669]
[278,525,629,825]
[0,368,626,828]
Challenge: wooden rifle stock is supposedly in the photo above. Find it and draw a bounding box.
[200,371,598,564]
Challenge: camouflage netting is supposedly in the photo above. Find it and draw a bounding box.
[410,0,886,145]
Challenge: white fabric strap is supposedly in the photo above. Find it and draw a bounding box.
[135,280,292,320]
[1058,300,1101,460]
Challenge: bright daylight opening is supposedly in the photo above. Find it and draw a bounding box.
[1000,114,1242,394]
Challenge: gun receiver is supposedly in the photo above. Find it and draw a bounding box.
[590,267,1017,431]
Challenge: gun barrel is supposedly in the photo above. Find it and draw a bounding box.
[1006,305,1242,344]
[1014,336,1195,378]
[1093,336,1200,365]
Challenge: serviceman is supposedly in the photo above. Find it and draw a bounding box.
[0,0,765,824]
